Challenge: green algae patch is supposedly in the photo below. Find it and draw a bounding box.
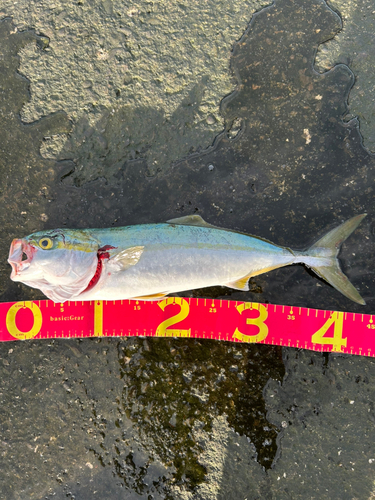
[120,337,284,488]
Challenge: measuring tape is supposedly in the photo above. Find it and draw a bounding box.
[0,297,374,356]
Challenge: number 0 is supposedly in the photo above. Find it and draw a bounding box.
[6,301,43,340]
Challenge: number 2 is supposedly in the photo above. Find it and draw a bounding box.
[156,297,191,337]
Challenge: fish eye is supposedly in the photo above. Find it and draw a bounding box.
[39,237,53,250]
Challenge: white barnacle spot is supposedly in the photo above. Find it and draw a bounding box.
[303,128,311,144]
[96,49,109,60]
[212,202,224,213]
[315,94,323,100]
[127,8,139,17]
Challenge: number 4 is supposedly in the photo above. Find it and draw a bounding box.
[311,312,346,352]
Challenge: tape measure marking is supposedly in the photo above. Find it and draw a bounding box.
[5,301,43,340]
[0,298,374,357]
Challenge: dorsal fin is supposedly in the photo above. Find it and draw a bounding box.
[166,214,280,245]
[166,215,218,229]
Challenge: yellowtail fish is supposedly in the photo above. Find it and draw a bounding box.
[8,214,366,304]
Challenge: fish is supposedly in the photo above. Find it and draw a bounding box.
[8,214,366,305]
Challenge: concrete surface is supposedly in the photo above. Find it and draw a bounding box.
[0,0,375,498]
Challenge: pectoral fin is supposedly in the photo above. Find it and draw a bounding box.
[109,246,144,271]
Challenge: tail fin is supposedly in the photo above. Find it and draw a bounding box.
[306,214,367,305]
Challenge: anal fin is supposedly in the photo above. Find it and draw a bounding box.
[225,264,289,291]
[132,292,169,300]
[225,273,253,291]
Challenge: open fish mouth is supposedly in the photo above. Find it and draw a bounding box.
[8,239,36,279]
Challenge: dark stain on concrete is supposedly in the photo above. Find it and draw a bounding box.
[0,18,71,300]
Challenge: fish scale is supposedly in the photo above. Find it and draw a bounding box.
[8,214,367,305]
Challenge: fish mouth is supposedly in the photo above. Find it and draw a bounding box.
[8,239,37,280]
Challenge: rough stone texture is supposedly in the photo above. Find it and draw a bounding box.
[42,0,374,314]
[0,0,268,174]
[0,336,175,499]
[266,350,375,499]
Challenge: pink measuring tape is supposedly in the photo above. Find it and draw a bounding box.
[0,298,373,356]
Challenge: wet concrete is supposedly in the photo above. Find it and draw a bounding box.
[45,0,374,314]
[316,0,375,153]
[0,18,71,299]
[0,0,375,498]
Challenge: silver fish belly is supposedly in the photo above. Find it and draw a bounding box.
[79,224,295,301]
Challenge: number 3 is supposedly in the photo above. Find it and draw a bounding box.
[233,303,269,343]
